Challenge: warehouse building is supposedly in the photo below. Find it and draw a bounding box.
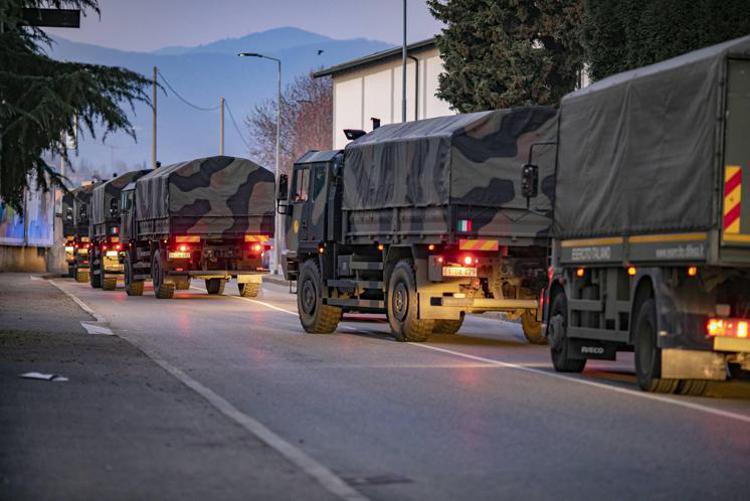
[314,38,455,149]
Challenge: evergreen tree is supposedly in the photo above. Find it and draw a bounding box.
[585,0,750,80]
[427,0,584,112]
[0,1,150,211]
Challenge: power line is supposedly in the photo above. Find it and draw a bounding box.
[157,70,220,112]
[223,99,252,152]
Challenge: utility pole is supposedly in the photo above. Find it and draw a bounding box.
[219,97,225,156]
[152,66,157,168]
[402,0,407,123]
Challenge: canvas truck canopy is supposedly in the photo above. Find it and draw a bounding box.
[91,170,150,226]
[134,155,275,236]
[554,35,750,239]
[342,107,558,211]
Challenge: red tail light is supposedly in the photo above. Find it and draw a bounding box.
[178,244,190,252]
[707,318,749,338]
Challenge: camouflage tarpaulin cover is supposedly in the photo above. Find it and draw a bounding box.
[91,170,150,226]
[555,35,750,239]
[343,107,558,211]
[135,156,275,235]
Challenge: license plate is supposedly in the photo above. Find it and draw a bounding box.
[168,251,191,260]
[105,250,119,258]
[442,266,477,277]
[77,248,88,254]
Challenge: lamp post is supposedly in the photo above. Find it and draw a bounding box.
[238,52,282,275]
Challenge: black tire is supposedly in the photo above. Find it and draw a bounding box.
[67,264,76,278]
[297,259,341,333]
[387,260,434,342]
[205,278,226,295]
[152,250,174,299]
[521,310,547,345]
[634,298,678,393]
[238,282,261,298]
[124,253,144,296]
[90,250,102,288]
[432,319,463,335]
[548,292,586,373]
[677,379,708,396]
[75,268,89,283]
[102,277,117,291]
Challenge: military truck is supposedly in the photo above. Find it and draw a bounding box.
[543,36,750,394]
[278,108,557,342]
[62,184,94,282]
[119,156,275,299]
[90,170,150,290]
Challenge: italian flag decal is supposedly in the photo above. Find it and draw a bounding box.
[457,219,472,232]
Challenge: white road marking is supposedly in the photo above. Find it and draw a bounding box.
[410,343,750,425]
[80,322,114,335]
[190,285,298,316]
[49,280,105,322]
[54,281,367,501]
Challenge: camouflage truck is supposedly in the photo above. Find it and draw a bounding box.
[278,107,557,342]
[63,184,95,282]
[119,156,275,299]
[542,36,750,395]
[90,170,150,290]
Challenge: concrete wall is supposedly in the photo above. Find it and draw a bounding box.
[0,245,49,272]
[331,47,456,149]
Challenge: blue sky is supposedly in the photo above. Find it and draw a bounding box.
[45,0,444,51]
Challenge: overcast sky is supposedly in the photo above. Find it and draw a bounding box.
[45,0,444,51]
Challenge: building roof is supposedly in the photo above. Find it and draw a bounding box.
[313,38,436,78]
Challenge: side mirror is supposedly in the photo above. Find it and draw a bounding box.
[277,173,289,201]
[109,198,119,218]
[277,202,290,215]
[521,164,539,198]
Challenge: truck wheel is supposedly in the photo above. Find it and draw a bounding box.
[387,260,434,342]
[90,251,102,288]
[677,379,708,396]
[205,278,226,295]
[521,310,547,345]
[174,277,190,290]
[124,255,143,296]
[634,298,678,393]
[548,292,586,373]
[152,251,174,299]
[432,319,463,335]
[238,282,261,298]
[297,259,341,333]
[75,268,89,283]
[67,264,76,278]
[102,277,117,291]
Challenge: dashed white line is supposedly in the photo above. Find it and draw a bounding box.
[80,322,114,335]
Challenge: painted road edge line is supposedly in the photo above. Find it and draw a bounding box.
[54,281,367,501]
[49,279,105,322]
[410,343,750,425]
[190,285,298,316]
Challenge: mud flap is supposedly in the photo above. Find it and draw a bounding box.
[661,348,727,380]
[567,339,618,360]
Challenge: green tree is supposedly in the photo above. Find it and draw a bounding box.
[427,0,584,112]
[0,0,150,211]
[585,0,750,81]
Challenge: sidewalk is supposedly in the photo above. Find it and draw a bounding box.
[0,274,333,501]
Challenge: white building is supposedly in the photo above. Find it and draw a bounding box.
[314,38,456,149]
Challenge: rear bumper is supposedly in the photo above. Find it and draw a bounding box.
[435,297,538,311]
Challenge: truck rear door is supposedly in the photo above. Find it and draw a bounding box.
[722,59,750,247]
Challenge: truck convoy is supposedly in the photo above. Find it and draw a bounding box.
[119,155,275,299]
[543,35,750,393]
[279,107,557,342]
[90,170,150,290]
[62,184,95,282]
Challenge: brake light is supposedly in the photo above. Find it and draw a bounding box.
[113,243,122,251]
[250,243,262,253]
[102,244,108,251]
[548,266,554,283]
[463,255,474,266]
[178,244,190,252]
[176,235,200,243]
[707,318,749,338]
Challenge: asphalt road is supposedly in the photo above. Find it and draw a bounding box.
[37,277,750,499]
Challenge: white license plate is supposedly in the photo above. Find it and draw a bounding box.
[442,266,477,277]
[105,250,119,258]
[168,251,191,260]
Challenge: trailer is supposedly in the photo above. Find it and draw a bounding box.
[119,156,275,299]
[63,184,95,282]
[543,35,750,394]
[90,170,150,290]
[279,107,557,342]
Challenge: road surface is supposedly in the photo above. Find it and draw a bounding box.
[10,275,750,500]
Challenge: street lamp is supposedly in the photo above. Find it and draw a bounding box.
[238,51,282,275]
